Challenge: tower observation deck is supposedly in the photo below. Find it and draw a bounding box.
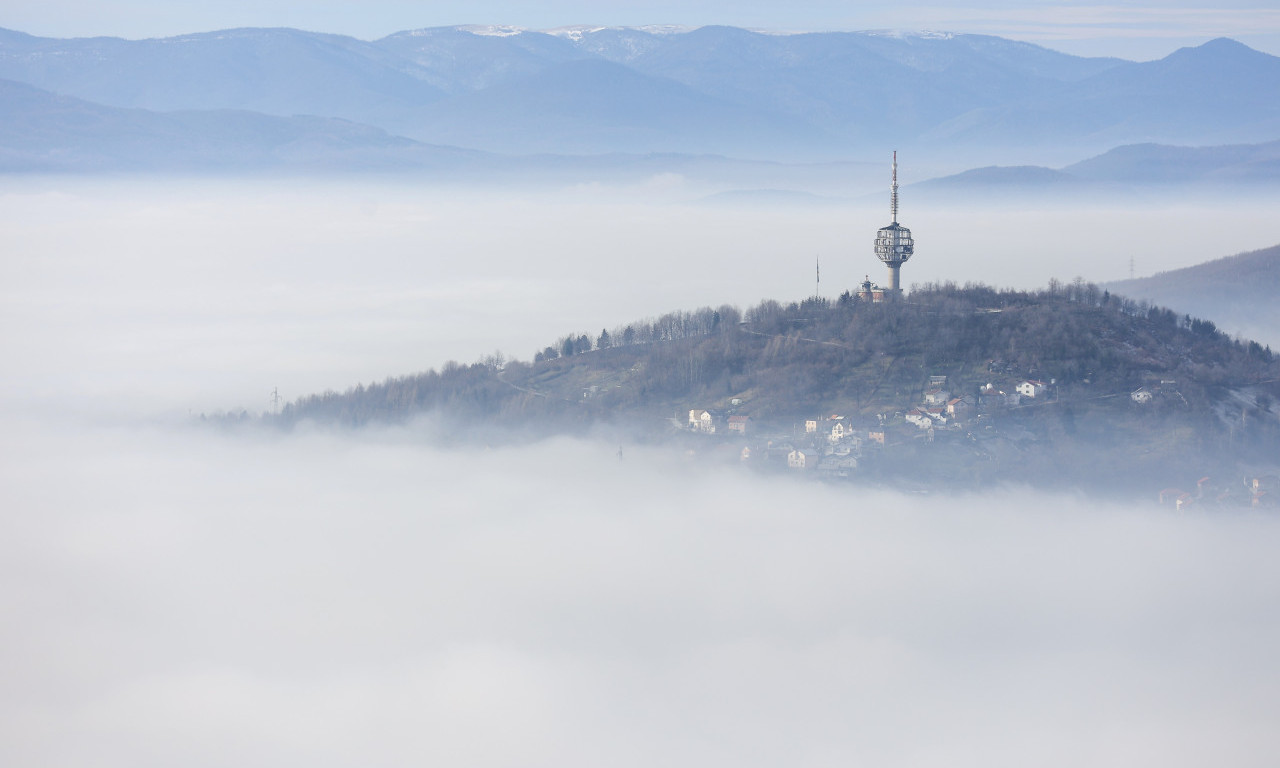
[873,151,914,293]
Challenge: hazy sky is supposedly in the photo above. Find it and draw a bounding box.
[3,178,1278,416]
[3,0,1280,59]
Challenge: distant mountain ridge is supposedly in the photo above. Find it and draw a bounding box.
[6,66,1280,189]
[916,139,1280,194]
[1,25,1277,161]
[1106,244,1280,346]
[0,78,481,172]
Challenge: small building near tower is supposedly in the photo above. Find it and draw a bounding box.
[855,275,887,303]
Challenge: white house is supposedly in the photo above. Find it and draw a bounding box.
[688,409,715,433]
[905,408,933,429]
[787,449,808,469]
[1016,380,1047,398]
[923,388,951,406]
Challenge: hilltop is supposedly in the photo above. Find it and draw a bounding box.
[263,283,1280,499]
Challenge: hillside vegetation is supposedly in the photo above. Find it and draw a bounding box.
[262,283,1280,494]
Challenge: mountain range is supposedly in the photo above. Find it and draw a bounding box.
[2,24,1279,167]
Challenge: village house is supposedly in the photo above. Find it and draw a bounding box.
[923,388,951,406]
[1249,475,1279,506]
[688,409,715,433]
[946,396,974,418]
[1017,380,1047,398]
[817,453,858,478]
[867,430,885,445]
[905,408,933,429]
[787,449,808,469]
[727,414,750,434]
[765,442,795,463]
[804,419,819,434]
[979,382,1021,408]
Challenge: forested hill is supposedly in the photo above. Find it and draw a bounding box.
[260,283,1280,493]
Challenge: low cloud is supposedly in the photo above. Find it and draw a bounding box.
[3,177,1279,765]
[3,416,1279,767]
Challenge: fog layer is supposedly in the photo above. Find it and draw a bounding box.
[3,178,1280,766]
[3,417,1280,767]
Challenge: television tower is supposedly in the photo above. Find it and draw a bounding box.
[873,151,914,294]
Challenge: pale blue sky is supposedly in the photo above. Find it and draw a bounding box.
[2,1,1279,59]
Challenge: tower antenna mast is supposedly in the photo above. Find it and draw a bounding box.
[891,150,899,224]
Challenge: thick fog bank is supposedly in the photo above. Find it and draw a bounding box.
[5,175,1279,761]
[2,417,1279,767]
[2,178,1278,417]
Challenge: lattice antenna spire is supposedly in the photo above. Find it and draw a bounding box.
[891,150,899,224]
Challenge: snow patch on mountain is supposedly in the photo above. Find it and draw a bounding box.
[544,26,608,41]
[633,25,695,35]
[864,29,957,40]
[457,25,526,37]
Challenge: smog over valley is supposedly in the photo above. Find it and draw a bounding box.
[3,2,1280,766]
